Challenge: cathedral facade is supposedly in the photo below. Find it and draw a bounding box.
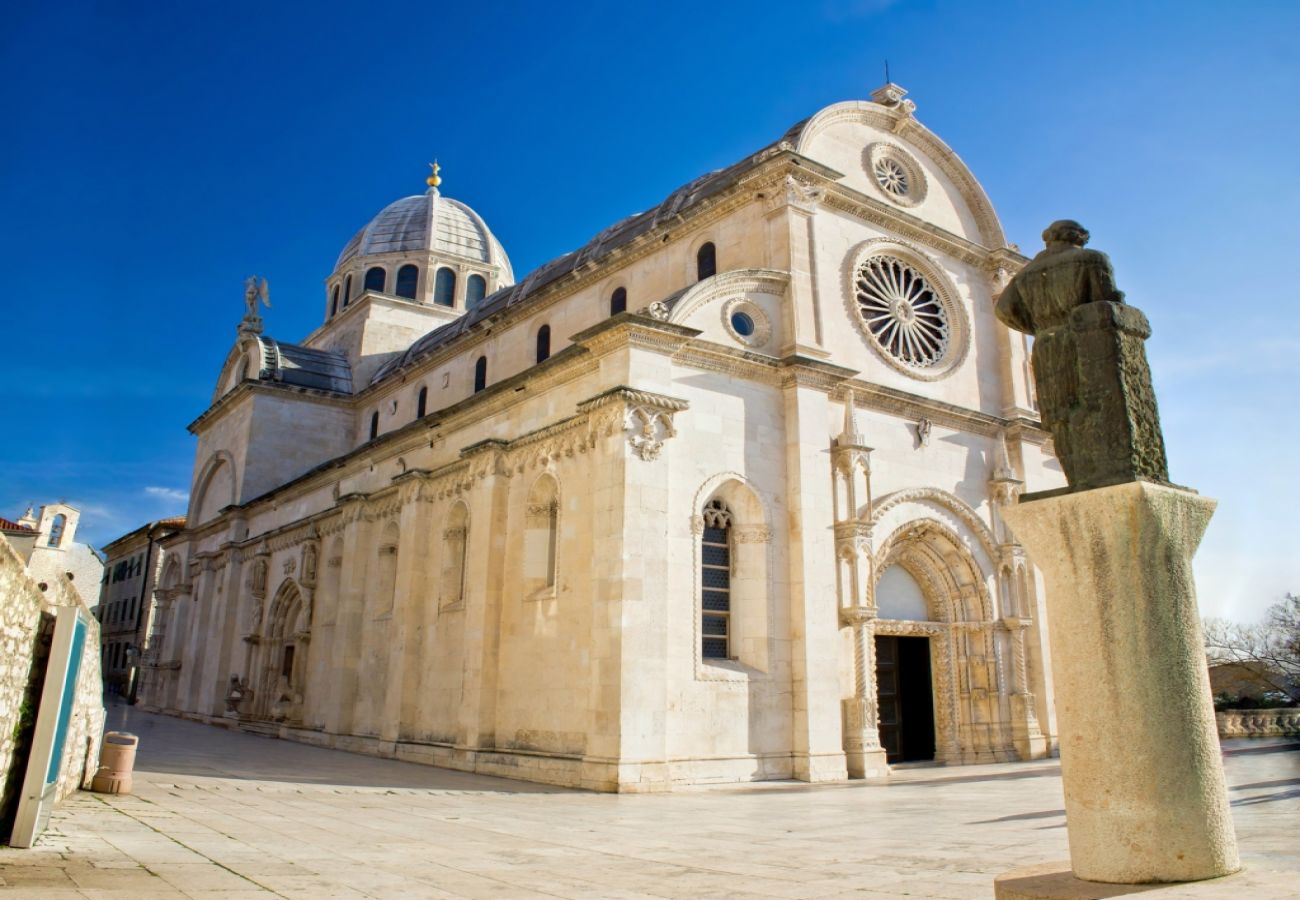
[139,84,1062,791]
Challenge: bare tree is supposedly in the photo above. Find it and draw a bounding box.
[1203,593,1300,702]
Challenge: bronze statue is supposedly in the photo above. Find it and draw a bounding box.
[995,221,1169,494]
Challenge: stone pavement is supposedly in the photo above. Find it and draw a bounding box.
[1,703,1296,899]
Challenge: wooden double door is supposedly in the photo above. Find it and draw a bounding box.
[875,635,936,763]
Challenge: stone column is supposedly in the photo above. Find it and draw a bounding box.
[1002,482,1238,884]
[989,432,1046,760]
[833,390,888,778]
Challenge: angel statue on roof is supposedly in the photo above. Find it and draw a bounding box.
[243,275,271,318]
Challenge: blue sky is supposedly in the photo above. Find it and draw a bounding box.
[1,1,1295,621]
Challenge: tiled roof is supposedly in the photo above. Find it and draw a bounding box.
[0,516,34,534]
[368,119,811,387]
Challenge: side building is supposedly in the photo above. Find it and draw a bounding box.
[143,84,1064,791]
[97,517,186,701]
[5,504,103,609]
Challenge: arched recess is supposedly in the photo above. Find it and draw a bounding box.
[261,578,307,723]
[870,517,1012,764]
[191,451,237,525]
[376,521,400,614]
[690,473,773,675]
[523,474,559,599]
[667,268,790,325]
[793,100,1008,249]
[316,536,344,626]
[868,487,998,589]
[440,502,469,608]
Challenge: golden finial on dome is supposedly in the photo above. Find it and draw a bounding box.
[426,160,442,191]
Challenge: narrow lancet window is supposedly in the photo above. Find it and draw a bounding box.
[700,498,732,659]
[536,324,551,363]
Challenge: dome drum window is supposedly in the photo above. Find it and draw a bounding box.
[850,249,967,380]
[865,143,927,208]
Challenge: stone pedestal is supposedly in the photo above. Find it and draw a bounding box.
[1001,482,1239,884]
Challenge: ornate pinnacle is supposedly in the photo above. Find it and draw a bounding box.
[426,160,442,193]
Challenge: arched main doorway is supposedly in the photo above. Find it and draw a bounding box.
[874,565,935,763]
[869,518,1015,765]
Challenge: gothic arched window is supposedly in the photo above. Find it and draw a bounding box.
[330,285,340,317]
[343,274,353,307]
[466,274,487,308]
[536,324,551,363]
[610,286,627,316]
[700,498,732,659]
[696,242,717,281]
[48,514,66,548]
[395,264,419,300]
[434,267,456,307]
[473,356,487,393]
[369,411,378,441]
[364,266,386,293]
[416,385,428,418]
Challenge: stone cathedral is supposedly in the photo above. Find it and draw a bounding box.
[139,84,1064,791]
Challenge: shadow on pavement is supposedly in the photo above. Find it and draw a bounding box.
[106,700,575,794]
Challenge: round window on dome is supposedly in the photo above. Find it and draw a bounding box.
[730,311,755,337]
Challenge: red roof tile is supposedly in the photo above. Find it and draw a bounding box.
[0,516,35,534]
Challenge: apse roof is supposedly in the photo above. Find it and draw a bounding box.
[254,336,353,394]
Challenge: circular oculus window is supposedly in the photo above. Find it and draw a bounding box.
[866,144,926,207]
[854,256,951,370]
[721,298,772,349]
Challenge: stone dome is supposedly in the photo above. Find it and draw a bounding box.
[333,188,513,282]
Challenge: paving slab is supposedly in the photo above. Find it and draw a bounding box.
[2,704,1296,898]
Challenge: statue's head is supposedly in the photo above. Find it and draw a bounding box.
[1042,219,1090,247]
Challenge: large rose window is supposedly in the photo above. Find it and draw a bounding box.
[853,256,950,369]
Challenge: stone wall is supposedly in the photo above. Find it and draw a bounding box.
[1217,708,1300,738]
[0,535,104,833]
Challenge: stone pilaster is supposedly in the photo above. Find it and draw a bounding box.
[763,175,829,358]
[988,430,1046,760]
[781,363,851,783]
[832,389,888,777]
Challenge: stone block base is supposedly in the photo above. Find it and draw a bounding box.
[995,862,1296,899]
[845,747,890,779]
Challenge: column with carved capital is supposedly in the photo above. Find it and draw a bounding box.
[989,431,1047,760]
[833,389,889,777]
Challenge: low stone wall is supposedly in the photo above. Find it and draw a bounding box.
[1217,707,1300,738]
[0,536,104,832]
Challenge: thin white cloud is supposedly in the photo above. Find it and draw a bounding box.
[144,486,188,503]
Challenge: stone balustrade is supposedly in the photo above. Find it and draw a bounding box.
[1217,707,1300,738]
